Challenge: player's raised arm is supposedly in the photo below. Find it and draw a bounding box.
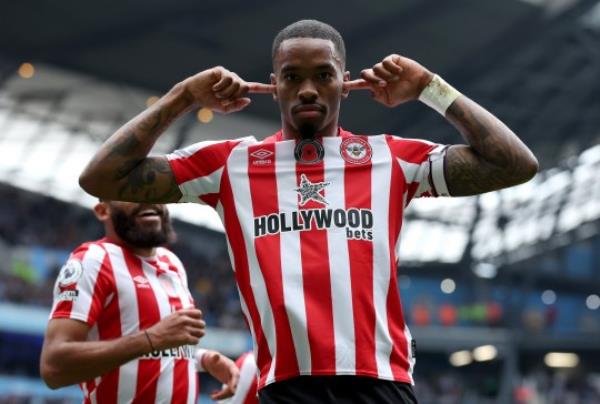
[348,54,539,196]
[78,67,274,203]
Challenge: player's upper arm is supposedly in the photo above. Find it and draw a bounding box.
[80,155,182,203]
[112,156,183,203]
[40,319,90,387]
[444,144,523,196]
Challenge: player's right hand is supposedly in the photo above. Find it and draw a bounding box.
[145,308,206,351]
[182,67,273,114]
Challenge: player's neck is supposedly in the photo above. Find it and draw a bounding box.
[129,246,157,258]
[281,122,339,140]
[104,234,157,257]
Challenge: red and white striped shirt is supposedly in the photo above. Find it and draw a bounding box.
[167,128,449,389]
[50,238,199,404]
[218,352,258,404]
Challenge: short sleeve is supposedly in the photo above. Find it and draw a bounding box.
[50,243,113,327]
[386,135,450,204]
[167,138,253,205]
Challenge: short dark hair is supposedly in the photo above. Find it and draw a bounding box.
[272,19,346,68]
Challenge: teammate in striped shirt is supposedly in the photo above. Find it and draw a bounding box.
[40,200,240,403]
[79,19,538,403]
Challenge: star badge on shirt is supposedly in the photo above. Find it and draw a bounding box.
[295,174,330,206]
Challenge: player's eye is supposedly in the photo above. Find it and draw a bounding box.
[318,71,333,81]
[283,73,299,82]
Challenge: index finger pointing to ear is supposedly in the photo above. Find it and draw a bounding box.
[343,79,371,91]
[247,82,275,94]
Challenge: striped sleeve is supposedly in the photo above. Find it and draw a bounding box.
[50,243,114,326]
[166,137,254,205]
[386,135,450,202]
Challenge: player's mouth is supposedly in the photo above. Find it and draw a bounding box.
[293,104,325,119]
[136,208,162,224]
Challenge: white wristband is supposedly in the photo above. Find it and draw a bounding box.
[418,74,461,116]
[195,348,208,372]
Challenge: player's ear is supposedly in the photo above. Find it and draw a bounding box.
[342,71,350,99]
[93,201,110,222]
[270,73,278,101]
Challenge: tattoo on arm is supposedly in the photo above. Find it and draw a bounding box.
[115,157,181,203]
[81,89,192,202]
[443,97,538,196]
[445,146,514,196]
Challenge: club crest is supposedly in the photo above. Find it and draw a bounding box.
[340,137,372,164]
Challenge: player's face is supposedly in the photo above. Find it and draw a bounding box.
[108,202,175,248]
[272,38,348,139]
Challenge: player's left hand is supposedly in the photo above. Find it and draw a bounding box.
[343,54,434,107]
[201,350,240,400]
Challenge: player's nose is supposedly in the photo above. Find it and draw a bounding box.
[298,80,318,102]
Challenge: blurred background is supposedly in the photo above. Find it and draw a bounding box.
[1,0,600,403]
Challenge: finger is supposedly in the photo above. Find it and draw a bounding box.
[221,97,252,113]
[187,326,205,338]
[233,82,250,99]
[211,385,235,400]
[382,57,403,75]
[247,82,275,94]
[373,63,398,81]
[360,69,387,87]
[215,81,241,99]
[343,79,371,91]
[187,331,202,342]
[212,75,233,93]
[179,308,203,318]
[228,368,240,391]
[184,318,206,329]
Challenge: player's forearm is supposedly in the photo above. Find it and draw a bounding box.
[79,82,193,199]
[41,331,151,389]
[445,96,539,186]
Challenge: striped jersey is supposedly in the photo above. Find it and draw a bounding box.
[50,238,199,404]
[167,128,450,389]
[218,352,258,404]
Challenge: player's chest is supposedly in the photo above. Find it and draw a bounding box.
[109,256,191,316]
[227,138,394,211]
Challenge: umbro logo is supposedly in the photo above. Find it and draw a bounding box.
[133,275,151,288]
[250,149,273,166]
[250,149,273,159]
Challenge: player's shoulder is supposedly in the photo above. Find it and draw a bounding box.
[70,239,109,260]
[168,136,259,159]
[156,247,185,269]
[57,239,110,285]
[155,246,180,261]
[383,133,437,147]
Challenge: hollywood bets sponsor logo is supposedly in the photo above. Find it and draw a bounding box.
[340,137,372,164]
[254,207,374,241]
[143,344,196,360]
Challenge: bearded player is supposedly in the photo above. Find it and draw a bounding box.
[40,200,239,403]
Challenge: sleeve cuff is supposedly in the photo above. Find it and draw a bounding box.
[429,145,450,197]
[195,348,209,372]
